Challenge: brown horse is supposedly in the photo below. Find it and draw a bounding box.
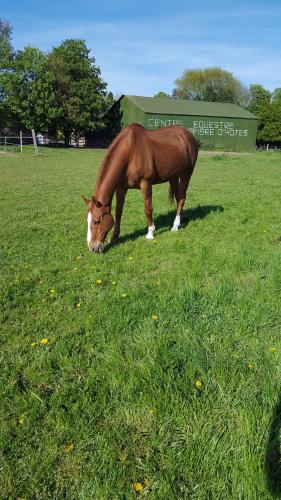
[83,123,198,252]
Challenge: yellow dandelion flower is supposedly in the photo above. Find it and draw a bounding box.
[40,338,49,345]
[269,346,277,353]
[195,379,204,390]
[76,303,81,309]
[30,342,36,348]
[112,281,117,285]
[128,256,133,261]
[248,363,254,369]
[134,482,143,493]
[96,279,102,285]
[76,255,83,260]
[121,293,128,298]
[72,267,78,272]
[149,409,154,415]
[50,288,56,293]
[152,314,158,321]
[64,443,74,453]
[18,416,24,425]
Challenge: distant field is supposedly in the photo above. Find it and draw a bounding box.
[1,148,281,499]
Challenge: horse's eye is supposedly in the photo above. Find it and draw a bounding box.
[93,215,103,225]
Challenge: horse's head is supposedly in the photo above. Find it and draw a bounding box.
[83,196,114,253]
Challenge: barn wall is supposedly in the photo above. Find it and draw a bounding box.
[101,96,258,151]
[94,97,146,146]
[144,113,258,151]
[119,96,146,127]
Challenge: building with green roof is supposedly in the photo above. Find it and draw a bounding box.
[102,95,258,151]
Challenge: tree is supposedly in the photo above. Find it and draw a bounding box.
[0,18,13,68]
[271,87,281,104]
[257,88,281,143]
[46,39,108,144]
[173,67,249,106]
[1,32,110,142]
[106,91,114,108]
[154,91,171,98]
[5,46,57,133]
[0,18,14,128]
[246,84,272,142]
[247,84,271,115]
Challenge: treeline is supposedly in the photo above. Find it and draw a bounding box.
[1,18,280,145]
[0,19,113,144]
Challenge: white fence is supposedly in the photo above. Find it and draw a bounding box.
[0,130,38,155]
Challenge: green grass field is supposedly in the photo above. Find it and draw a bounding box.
[1,148,281,499]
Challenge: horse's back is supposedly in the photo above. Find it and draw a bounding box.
[121,124,198,185]
[127,124,198,166]
[147,126,198,172]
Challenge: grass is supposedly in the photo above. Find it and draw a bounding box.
[0,147,281,499]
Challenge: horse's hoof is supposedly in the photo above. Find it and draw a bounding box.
[171,225,179,232]
[146,233,154,240]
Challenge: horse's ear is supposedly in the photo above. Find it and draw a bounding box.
[82,195,91,207]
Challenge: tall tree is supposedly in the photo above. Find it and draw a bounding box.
[247,84,272,142]
[0,18,14,128]
[247,84,271,115]
[5,46,57,132]
[257,88,281,143]
[0,18,13,69]
[271,87,281,104]
[1,32,110,141]
[173,67,249,106]
[46,39,108,144]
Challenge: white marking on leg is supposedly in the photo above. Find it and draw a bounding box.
[87,212,92,245]
[146,223,155,240]
[171,215,180,232]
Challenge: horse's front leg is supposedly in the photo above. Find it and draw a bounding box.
[140,180,155,240]
[111,187,127,242]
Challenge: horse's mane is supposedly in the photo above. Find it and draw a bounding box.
[94,128,128,189]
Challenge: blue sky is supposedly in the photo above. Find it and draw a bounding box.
[2,0,281,96]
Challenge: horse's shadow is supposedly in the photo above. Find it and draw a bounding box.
[105,204,224,252]
[266,396,281,496]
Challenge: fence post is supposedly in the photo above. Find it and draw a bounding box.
[31,129,39,156]
[20,131,23,154]
[4,137,7,150]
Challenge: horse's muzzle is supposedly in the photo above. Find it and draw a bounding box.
[92,243,104,253]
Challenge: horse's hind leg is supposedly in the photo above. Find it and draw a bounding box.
[140,180,155,240]
[171,171,191,231]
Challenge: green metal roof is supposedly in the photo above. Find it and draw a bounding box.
[125,95,257,120]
